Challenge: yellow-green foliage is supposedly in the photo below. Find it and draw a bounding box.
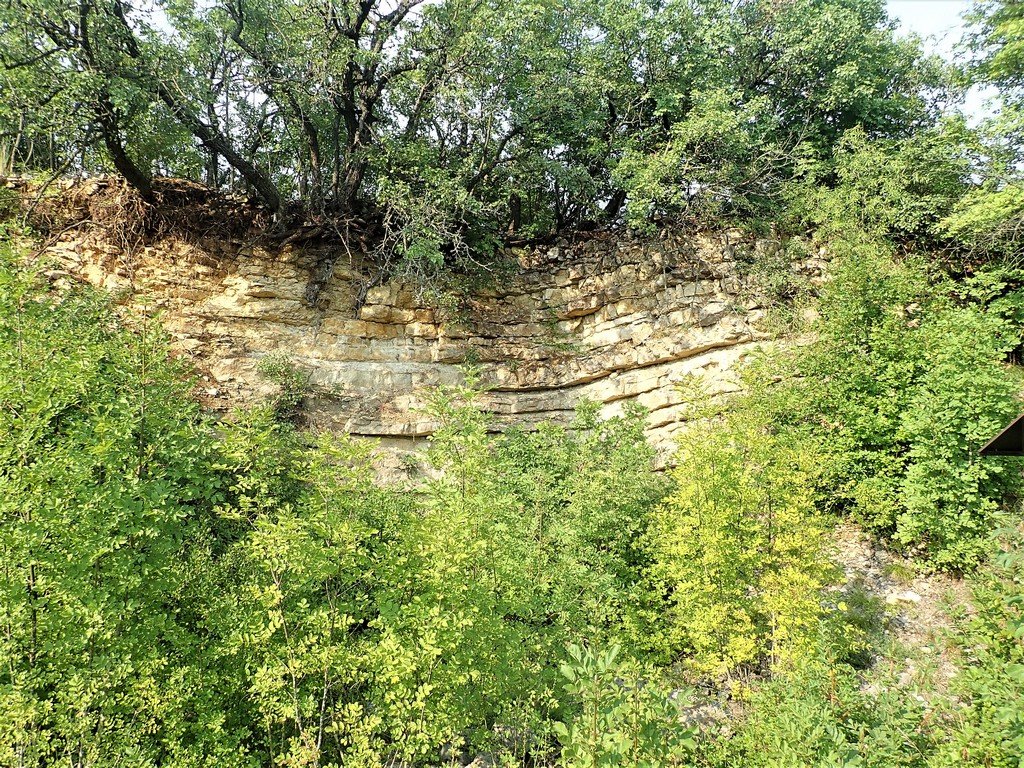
[554,644,694,768]
[0,249,664,766]
[648,416,830,676]
[760,234,1024,570]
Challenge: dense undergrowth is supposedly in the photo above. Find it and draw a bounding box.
[2,207,1024,766]
[6,0,1024,764]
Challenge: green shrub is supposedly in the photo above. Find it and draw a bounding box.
[0,243,246,765]
[784,122,975,245]
[646,413,832,676]
[821,577,889,670]
[699,661,938,768]
[756,236,1024,570]
[896,308,1022,567]
[554,643,694,768]
[492,400,668,647]
[930,530,1024,767]
[256,351,311,420]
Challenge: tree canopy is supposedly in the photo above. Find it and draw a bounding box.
[2,0,942,263]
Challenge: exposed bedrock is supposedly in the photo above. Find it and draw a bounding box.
[45,229,822,473]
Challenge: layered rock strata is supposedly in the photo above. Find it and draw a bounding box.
[44,229,810,473]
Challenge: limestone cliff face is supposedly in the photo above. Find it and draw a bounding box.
[45,228,814,473]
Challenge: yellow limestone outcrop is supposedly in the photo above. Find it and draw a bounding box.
[45,229,818,475]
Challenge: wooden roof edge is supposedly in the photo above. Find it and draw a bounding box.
[979,412,1024,456]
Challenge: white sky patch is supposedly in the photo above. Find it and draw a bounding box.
[888,0,972,58]
[886,0,998,125]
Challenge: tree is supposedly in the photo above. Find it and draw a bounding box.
[646,409,829,675]
[2,0,942,263]
[0,244,245,764]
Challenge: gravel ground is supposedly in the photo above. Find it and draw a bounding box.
[831,522,972,698]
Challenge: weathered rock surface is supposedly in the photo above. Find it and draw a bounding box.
[43,228,815,472]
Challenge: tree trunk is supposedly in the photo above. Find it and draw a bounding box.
[96,92,153,200]
[603,189,627,220]
[508,193,522,234]
[205,102,220,189]
[340,149,367,211]
[156,84,282,212]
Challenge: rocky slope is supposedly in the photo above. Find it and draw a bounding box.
[42,222,818,474]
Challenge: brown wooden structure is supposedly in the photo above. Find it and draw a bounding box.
[980,414,1024,456]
